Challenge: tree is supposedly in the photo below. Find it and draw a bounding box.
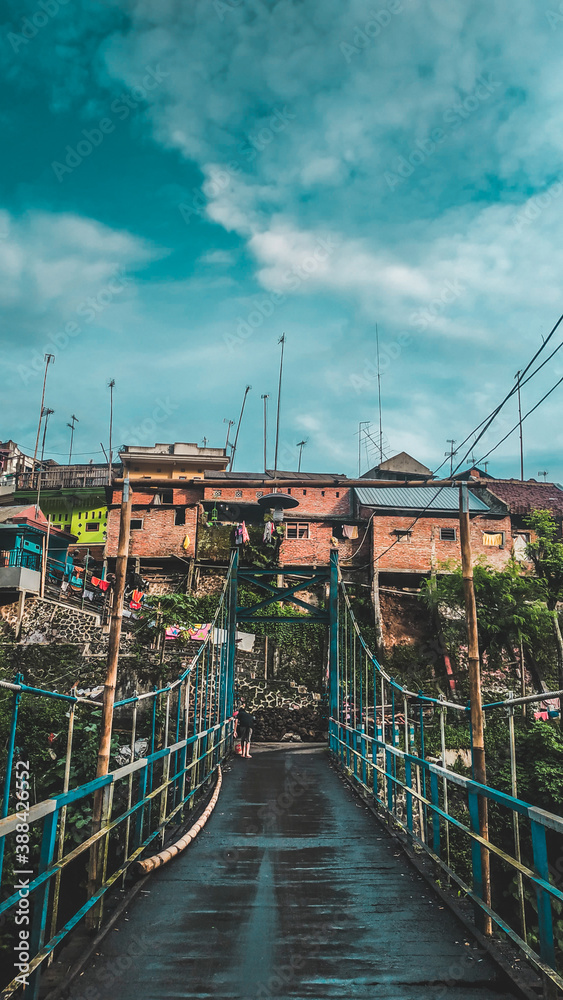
[135,593,200,675]
[421,560,552,690]
[526,509,563,697]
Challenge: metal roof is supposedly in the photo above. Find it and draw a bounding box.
[355,486,489,512]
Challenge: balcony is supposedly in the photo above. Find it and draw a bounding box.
[0,548,41,592]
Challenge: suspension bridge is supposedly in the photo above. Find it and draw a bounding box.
[0,550,562,999]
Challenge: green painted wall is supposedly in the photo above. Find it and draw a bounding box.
[14,489,108,546]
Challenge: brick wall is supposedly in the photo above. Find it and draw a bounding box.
[106,496,200,559]
[369,511,514,573]
[279,521,358,566]
[203,484,353,518]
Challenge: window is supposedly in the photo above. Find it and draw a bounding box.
[393,529,412,543]
[235,490,242,498]
[179,476,186,480]
[85,522,98,532]
[175,508,186,526]
[213,490,222,497]
[256,491,263,498]
[286,522,310,539]
[336,492,340,498]
[515,532,531,544]
[302,489,307,495]
[440,527,457,542]
[130,518,144,530]
[161,489,173,503]
[483,531,505,547]
[321,490,325,497]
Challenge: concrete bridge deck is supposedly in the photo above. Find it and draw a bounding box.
[68,745,517,1000]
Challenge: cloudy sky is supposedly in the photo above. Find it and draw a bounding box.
[1,0,563,479]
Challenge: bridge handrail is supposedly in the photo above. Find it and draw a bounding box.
[330,718,563,991]
[0,717,234,998]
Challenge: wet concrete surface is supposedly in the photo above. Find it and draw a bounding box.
[67,745,517,999]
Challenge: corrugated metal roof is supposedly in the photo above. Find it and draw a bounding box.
[355,486,489,512]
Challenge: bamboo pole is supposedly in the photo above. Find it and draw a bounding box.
[459,484,492,934]
[87,477,131,922]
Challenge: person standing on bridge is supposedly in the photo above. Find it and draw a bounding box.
[236,702,255,758]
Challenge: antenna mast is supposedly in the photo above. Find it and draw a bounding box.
[230,385,251,471]
[376,324,383,463]
[274,334,285,474]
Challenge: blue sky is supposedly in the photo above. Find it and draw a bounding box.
[1,0,563,480]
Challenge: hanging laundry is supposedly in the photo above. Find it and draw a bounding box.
[342,525,359,540]
[61,581,69,593]
[182,534,191,551]
[234,524,244,546]
[132,589,144,604]
[165,626,181,639]
[188,623,212,641]
[99,579,110,591]
[241,521,250,544]
[70,576,84,588]
[84,590,94,602]
[129,600,142,611]
[263,521,274,544]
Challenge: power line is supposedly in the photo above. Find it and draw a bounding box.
[357,309,563,566]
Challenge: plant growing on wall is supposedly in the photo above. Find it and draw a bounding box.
[526,509,563,699]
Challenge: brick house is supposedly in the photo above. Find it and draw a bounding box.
[201,471,361,569]
[468,478,563,562]
[354,485,513,584]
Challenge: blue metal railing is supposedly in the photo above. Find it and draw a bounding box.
[0,549,41,571]
[331,570,563,991]
[0,555,237,998]
[329,718,563,990]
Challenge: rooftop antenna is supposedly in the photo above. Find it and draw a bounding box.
[358,421,370,476]
[376,324,384,463]
[67,414,79,464]
[296,439,307,473]
[230,385,251,472]
[36,407,54,513]
[515,370,524,481]
[445,439,456,477]
[107,379,115,485]
[202,437,208,447]
[223,418,234,456]
[538,470,548,482]
[273,334,285,474]
[261,395,269,473]
[32,353,55,487]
